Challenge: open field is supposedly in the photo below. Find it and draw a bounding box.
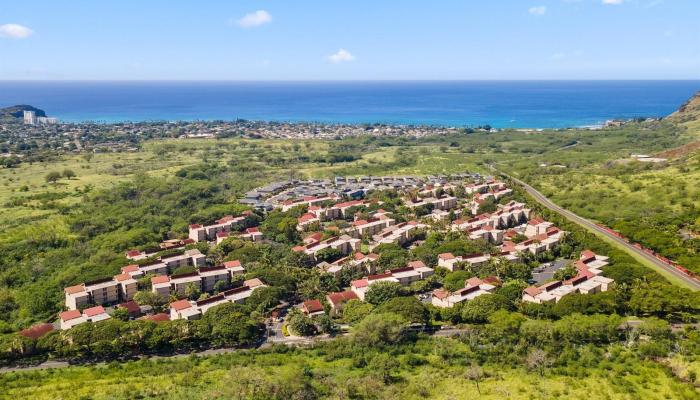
[1,340,697,400]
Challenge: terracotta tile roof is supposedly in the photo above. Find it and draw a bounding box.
[118,300,141,314]
[60,309,82,321]
[432,289,449,300]
[298,213,317,223]
[126,250,142,257]
[151,275,170,284]
[189,224,203,229]
[466,277,483,287]
[523,286,541,297]
[170,299,192,311]
[224,260,242,268]
[83,305,106,317]
[351,279,369,288]
[64,284,85,294]
[303,299,324,314]
[114,273,133,282]
[141,313,170,323]
[121,264,140,273]
[438,252,456,260]
[408,260,427,269]
[326,290,358,306]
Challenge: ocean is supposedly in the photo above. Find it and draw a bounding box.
[0,80,698,128]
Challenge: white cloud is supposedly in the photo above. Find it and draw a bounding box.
[602,0,625,5]
[0,23,33,39]
[529,6,547,15]
[327,49,355,64]
[234,10,272,28]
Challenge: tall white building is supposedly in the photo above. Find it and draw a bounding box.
[23,110,37,125]
[37,117,58,125]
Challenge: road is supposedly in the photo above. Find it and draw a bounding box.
[500,171,700,291]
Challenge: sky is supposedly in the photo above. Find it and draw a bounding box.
[0,0,698,80]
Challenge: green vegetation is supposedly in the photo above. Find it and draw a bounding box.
[2,103,700,396]
[2,313,699,399]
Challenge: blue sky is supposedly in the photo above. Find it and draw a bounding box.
[0,0,698,80]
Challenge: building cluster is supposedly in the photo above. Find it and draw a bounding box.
[60,209,269,330]
[59,173,616,334]
[23,110,58,126]
[349,261,435,301]
[522,250,614,303]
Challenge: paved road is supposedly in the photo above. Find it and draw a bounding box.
[500,171,700,291]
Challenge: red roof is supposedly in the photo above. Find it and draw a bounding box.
[334,200,363,209]
[438,252,456,260]
[292,245,306,252]
[151,275,170,284]
[246,227,260,233]
[18,323,54,340]
[118,300,141,314]
[83,305,106,317]
[223,260,242,268]
[60,309,82,321]
[351,279,369,288]
[216,231,230,238]
[432,289,449,300]
[189,224,203,229]
[408,260,427,269]
[141,313,170,323]
[298,213,317,223]
[126,250,142,257]
[170,299,192,311]
[466,277,483,287]
[64,284,85,294]
[114,273,134,282]
[121,264,140,273]
[523,286,542,297]
[326,290,359,306]
[302,299,324,314]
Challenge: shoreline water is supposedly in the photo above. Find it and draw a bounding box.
[1,80,697,129]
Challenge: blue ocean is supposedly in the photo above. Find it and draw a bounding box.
[0,80,698,128]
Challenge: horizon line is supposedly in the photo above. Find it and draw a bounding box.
[1,79,700,83]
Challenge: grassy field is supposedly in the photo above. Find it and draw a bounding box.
[2,340,697,400]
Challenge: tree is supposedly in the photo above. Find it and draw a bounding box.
[62,169,76,179]
[525,348,551,377]
[133,291,168,311]
[111,307,130,321]
[185,283,201,301]
[364,281,404,306]
[443,270,473,291]
[45,171,61,184]
[465,364,484,395]
[369,353,400,384]
[460,294,510,323]
[342,299,374,324]
[376,296,430,325]
[553,264,577,281]
[287,310,317,336]
[353,312,410,346]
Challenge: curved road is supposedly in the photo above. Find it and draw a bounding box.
[502,172,700,291]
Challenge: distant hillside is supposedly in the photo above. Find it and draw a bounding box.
[666,91,700,131]
[0,105,46,120]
